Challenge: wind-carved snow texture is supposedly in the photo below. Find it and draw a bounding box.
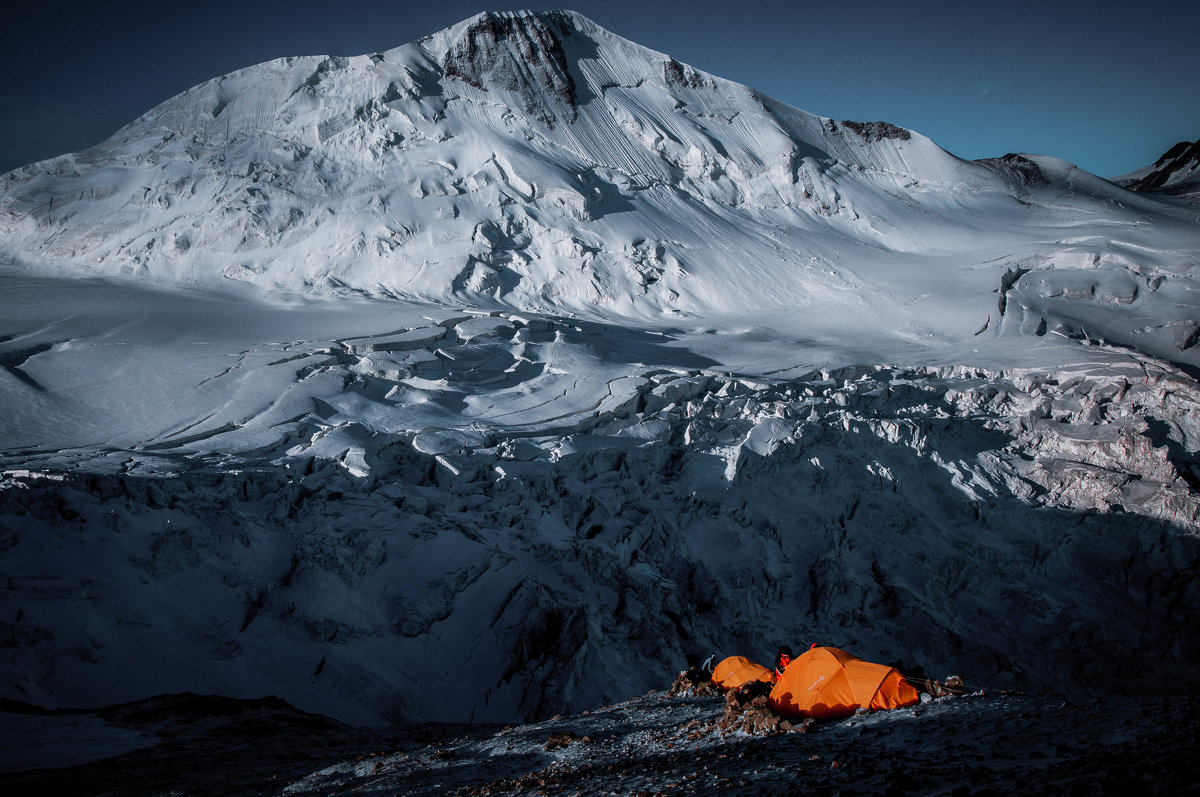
[2,310,1199,725]
[1,10,1200,730]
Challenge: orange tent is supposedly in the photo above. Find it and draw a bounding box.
[768,646,919,720]
[711,655,775,690]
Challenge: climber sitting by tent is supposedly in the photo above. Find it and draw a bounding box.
[773,646,793,681]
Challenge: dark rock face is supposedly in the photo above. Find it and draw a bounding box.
[663,58,713,90]
[838,120,912,142]
[976,153,1048,190]
[442,12,578,125]
[1124,139,1200,192]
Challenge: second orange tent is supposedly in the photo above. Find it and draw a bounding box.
[710,655,774,690]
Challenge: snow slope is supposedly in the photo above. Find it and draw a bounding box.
[1,10,1199,734]
[2,11,1198,365]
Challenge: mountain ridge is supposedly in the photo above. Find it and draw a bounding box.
[1117,137,1200,195]
[3,10,1196,368]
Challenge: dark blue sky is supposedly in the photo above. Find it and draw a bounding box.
[3,0,1197,177]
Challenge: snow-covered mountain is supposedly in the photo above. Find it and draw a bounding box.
[1,10,1199,734]
[1116,138,1200,195]
[3,11,1198,365]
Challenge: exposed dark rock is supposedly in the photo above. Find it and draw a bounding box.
[663,58,712,90]
[442,12,578,126]
[717,681,796,734]
[544,730,589,750]
[1123,139,1200,192]
[838,120,912,142]
[976,153,1048,189]
[668,666,719,698]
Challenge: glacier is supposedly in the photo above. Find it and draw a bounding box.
[1,10,1198,728]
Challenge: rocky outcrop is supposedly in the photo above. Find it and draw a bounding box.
[838,120,912,142]
[442,11,578,125]
[1122,139,1200,193]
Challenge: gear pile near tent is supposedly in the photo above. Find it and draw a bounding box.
[768,646,920,720]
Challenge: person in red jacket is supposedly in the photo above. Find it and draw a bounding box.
[774,645,793,680]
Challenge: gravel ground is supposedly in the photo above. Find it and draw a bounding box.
[4,689,1198,795]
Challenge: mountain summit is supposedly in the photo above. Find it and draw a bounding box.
[3,10,1196,366]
